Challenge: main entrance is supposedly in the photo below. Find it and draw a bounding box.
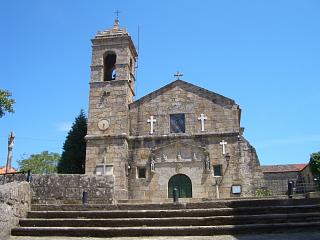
[168,174,192,198]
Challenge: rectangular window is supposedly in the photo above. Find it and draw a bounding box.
[137,167,146,179]
[170,114,185,133]
[105,165,114,175]
[95,165,113,175]
[95,165,104,175]
[213,165,222,177]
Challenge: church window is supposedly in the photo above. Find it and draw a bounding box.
[213,165,222,177]
[137,167,146,179]
[95,164,113,175]
[170,114,185,133]
[103,53,116,81]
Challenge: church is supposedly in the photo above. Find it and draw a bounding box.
[85,19,263,202]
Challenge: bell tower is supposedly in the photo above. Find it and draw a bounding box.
[85,19,138,200]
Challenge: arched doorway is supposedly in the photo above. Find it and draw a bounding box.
[168,174,192,198]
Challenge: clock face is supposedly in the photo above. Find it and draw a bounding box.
[98,119,110,131]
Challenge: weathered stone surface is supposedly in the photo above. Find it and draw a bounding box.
[85,20,263,203]
[0,182,31,240]
[30,174,114,204]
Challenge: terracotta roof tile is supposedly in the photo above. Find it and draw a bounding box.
[261,164,307,173]
[0,166,17,174]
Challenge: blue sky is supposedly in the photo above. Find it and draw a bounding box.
[1,0,319,169]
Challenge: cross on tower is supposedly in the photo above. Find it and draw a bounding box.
[198,113,207,132]
[114,9,121,20]
[147,116,156,134]
[219,140,228,155]
[174,71,183,80]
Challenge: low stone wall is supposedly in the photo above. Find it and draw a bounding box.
[31,174,114,204]
[0,181,31,240]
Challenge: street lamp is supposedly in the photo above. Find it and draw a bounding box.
[225,153,231,165]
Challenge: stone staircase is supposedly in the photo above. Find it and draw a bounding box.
[11,198,320,237]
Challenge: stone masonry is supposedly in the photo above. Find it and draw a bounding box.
[31,174,114,204]
[0,182,31,240]
[85,19,263,202]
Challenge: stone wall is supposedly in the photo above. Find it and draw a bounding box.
[129,82,240,136]
[31,174,114,204]
[0,181,31,240]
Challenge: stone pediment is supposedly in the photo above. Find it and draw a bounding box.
[129,80,237,110]
[151,141,209,163]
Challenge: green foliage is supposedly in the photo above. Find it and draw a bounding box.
[57,110,87,174]
[309,152,320,183]
[18,151,60,174]
[0,89,15,118]
[255,188,272,197]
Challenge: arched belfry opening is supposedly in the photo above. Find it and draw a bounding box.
[103,53,116,81]
[168,174,192,198]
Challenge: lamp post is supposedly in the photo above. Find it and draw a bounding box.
[225,153,231,165]
[214,153,231,199]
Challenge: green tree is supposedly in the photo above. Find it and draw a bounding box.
[0,89,15,118]
[57,110,87,174]
[309,152,320,183]
[18,151,60,174]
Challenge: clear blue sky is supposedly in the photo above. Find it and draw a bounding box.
[1,0,320,169]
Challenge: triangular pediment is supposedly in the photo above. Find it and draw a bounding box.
[129,80,237,109]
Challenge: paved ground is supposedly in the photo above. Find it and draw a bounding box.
[7,232,320,240]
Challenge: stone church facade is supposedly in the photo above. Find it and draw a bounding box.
[85,19,263,202]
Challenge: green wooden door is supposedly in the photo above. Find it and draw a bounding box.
[168,174,192,198]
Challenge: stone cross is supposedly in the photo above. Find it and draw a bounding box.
[198,113,207,132]
[174,71,183,80]
[6,132,15,173]
[147,116,156,134]
[219,140,228,155]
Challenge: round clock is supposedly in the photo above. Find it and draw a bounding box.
[97,119,110,131]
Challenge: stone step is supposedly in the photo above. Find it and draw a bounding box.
[31,198,320,211]
[19,212,320,227]
[27,204,320,219]
[11,222,320,237]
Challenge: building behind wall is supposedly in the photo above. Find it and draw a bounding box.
[262,163,318,194]
[85,19,263,202]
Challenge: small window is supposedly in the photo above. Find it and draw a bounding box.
[95,165,104,175]
[95,165,113,175]
[213,165,222,177]
[170,114,185,133]
[137,167,146,179]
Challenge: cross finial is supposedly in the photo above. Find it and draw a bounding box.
[174,71,183,80]
[114,9,121,20]
[113,10,121,29]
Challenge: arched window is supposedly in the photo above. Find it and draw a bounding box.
[168,174,192,198]
[103,53,116,81]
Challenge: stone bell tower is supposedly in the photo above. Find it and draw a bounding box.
[85,19,138,200]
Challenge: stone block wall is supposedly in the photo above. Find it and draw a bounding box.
[0,182,31,240]
[129,84,240,136]
[128,134,263,201]
[31,174,114,204]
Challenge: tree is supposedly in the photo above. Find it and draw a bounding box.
[57,110,87,174]
[0,89,15,118]
[309,152,320,183]
[18,151,60,174]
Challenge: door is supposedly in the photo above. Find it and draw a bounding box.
[168,174,192,198]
